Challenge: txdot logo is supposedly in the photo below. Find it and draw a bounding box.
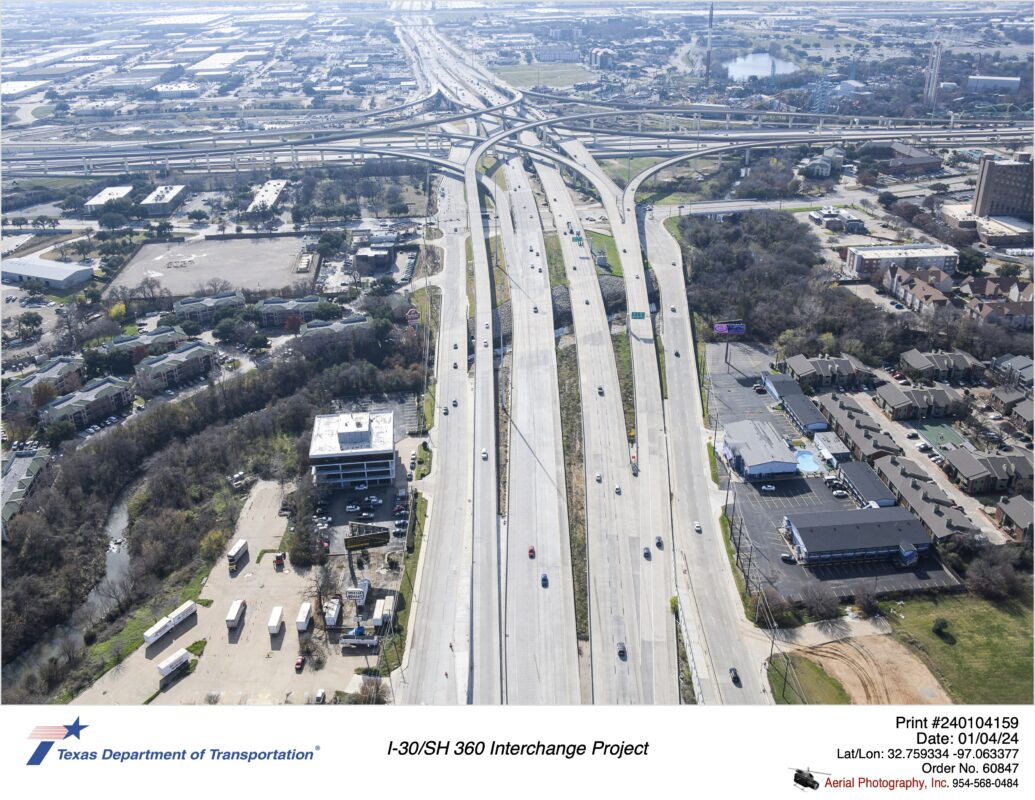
[26,717,88,766]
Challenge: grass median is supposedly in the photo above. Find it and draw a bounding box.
[588,230,623,277]
[556,341,588,640]
[610,332,636,439]
[544,231,568,287]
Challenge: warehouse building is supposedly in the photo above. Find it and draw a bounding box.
[1,254,94,290]
[39,376,133,429]
[784,507,932,567]
[309,411,396,488]
[139,185,186,216]
[134,341,217,392]
[173,291,246,324]
[967,75,1022,93]
[721,419,798,481]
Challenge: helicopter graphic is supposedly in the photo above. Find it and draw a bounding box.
[790,766,830,790]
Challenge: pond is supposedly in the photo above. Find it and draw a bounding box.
[723,53,799,81]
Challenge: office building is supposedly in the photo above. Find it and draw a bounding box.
[308,411,396,488]
[972,154,1033,221]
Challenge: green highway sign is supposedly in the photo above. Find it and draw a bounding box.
[631,311,646,320]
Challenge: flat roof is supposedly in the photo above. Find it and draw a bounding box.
[724,419,796,469]
[1,254,94,284]
[789,507,931,553]
[140,185,186,205]
[247,179,288,213]
[188,52,249,72]
[848,244,958,259]
[84,186,133,207]
[839,460,897,505]
[309,411,394,459]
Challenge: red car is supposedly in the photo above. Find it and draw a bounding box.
[528,546,535,558]
[295,655,305,672]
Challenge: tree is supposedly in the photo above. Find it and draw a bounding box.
[212,318,237,342]
[44,419,76,448]
[73,239,92,260]
[199,529,226,562]
[17,311,43,339]
[154,221,173,238]
[108,301,127,323]
[247,333,269,350]
[180,320,202,337]
[11,216,28,230]
[956,247,987,277]
[187,209,208,222]
[996,263,1022,279]
[314,301,343,321]
[800,584,839,620]
[928,182,949,194]
[99,212,128,232]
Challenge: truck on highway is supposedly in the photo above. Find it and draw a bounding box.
[296,602,312,631]
[143,600,197,645]
[630,442,639,477]
[226,599,247,629]
[267,606,283,635]
[156,648,189,678]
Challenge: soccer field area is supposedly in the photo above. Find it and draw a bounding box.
[494,63,595,88]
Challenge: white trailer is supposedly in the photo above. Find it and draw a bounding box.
[371,598,385,627]
[156,648,189,678]
[267,606,283,635]
[296,602,312,631]
[323,598,341,627]
[226,599,246,629]
[144,616,174,645]
[381,594,396,627]
[169,600,197,627]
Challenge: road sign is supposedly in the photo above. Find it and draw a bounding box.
[631,311,646,320]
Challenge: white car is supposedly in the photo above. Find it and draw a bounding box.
[481,448,488,460]
[595,472,602,482]
[832,490,849,499]
[693,521,702,533]
[615,485,621,495]
[760,484,776,492]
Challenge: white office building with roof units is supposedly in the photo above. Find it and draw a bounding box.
[308,412,396,488]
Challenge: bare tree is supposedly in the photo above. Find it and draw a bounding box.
[358,677,389,704]
[800,584,839,620]
[59,636,84,668]
[854,585,881,617]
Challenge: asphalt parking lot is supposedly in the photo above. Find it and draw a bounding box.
[705,341,796,439]
[729,477,958,603]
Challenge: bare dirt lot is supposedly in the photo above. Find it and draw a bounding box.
[108,237,309,296]
[795,635,951,704]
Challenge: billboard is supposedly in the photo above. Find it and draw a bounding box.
[344,524,390,551]
[713,321,746,335]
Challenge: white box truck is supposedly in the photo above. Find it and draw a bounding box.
[381,594,396,627]
[267,606,283,635]
[169,600,197,627]
[296,602,312,632]
[372,598,385,627]
[144,616,174,645]
[226,599,247,629]
[156,648,189,678]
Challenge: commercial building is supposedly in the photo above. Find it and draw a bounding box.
[874,382,964,421]
[967,75,1022,93]
[721,419,798,481]
[844,244,958,279]
[536,43,579,63]
[139,185,186,216]
[255,296,323,327]
[84,186,134,216]
[898,349,981,382]
[816,392,903,465]
[308,411,396,488]
[246,179,288,213]
[173,291,246,324]
[3,356,84,411]
[972,154,1033,221]
[783,353,872,391]
[38,376,133,429]
[941,449,1033,496]
[1,255,94,290]
[784,507,932,567]
[134,341,218,392]
[837,461,897,508]
[100,326,187,361]
[808,206,865,232]
[874,456,979,541]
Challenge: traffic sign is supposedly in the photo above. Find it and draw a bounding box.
[631,311,646,320]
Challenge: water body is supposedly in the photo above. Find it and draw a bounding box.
[723,53,799,81]
[1,481,137,692]
[796,450,822,474]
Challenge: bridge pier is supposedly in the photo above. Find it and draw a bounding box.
[725,112,731,131]
[206,155,211,174]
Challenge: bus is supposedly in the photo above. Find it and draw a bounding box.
[227,538,248,574]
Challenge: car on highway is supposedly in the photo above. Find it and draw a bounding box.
[655,536,663,549]
[643,547,651,560]
[295,655,306,672]
[540,573,548,587]
[528,546,535,558]
[442,406,449,415]
[533,305,538,313]
[694,521,702,533]
[670,306,676,313]
[453,361,458,368]
[597,385,604,395]
[453,343,458,349]
[760,484,776,492]
[729,667,740,685]
[484,322,489,329]
[617,641,627,659]
[481,448,488,460]
[615,484,621,495]
[452,399,457,407]
[483,339,488,348]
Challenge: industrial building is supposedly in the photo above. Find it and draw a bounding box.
[844,244,959,279]
[784,507,932,567]
[139,185,186,216]
[38,376,133,429]
[83,185,133,216]
[972,154,1033,221]
[1,255,94,290]
[721,419,798,481]
[3,356,84,411]
[966,75,1022,93]
[308,411,396,488]
[173,291,246,324]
